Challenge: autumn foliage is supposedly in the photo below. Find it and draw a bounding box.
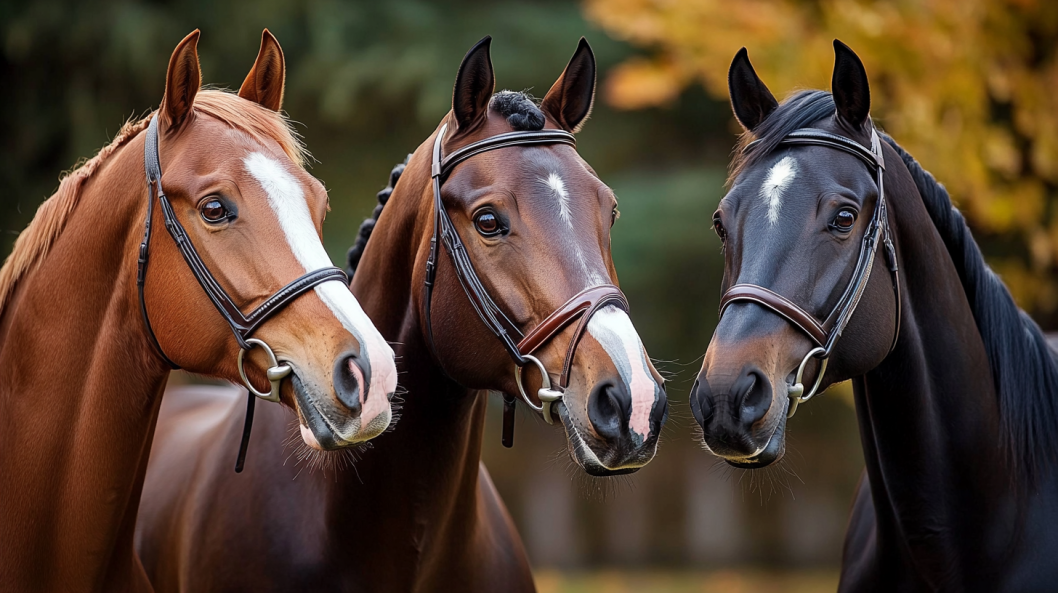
[585,0,1058,316]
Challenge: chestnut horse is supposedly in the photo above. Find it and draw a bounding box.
[0,30,396,592]
[135,37,668,592]
[692,41,1058,591]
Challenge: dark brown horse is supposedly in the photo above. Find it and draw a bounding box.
[692,41,1058,591]
[135,37,668,592]
[0,30,396,592]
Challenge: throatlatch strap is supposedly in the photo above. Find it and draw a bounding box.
[235,390,255,473]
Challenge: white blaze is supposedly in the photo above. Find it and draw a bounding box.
[545,172,572,226]
[243,152,397,427]
[760,156,797,226]
[540,171,605,287]
[586,307,659,440]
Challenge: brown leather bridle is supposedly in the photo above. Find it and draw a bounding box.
[423,122,629,447]
[138,115,349,470]
[718,125,901,418]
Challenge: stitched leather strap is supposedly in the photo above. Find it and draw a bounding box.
[422,122,627,440]
[139,115,349,362]
[719,284,826,347]
[721,126,901,363]
[517,284,629,388]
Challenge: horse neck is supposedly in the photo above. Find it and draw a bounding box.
[344,147,490,547]
[0,132,166,590]
[853,159,1017,568]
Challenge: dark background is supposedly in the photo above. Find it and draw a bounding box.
[2,0,886,586]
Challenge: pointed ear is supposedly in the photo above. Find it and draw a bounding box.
[728,47,778,131]
[832,39,871,129]
[161,30,202,131]
[239,29,286,112]
[541,37,596,133]
[452,36,495,134]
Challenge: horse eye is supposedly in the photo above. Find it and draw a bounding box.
[610,205,619,228]
[200,199,230,223]
[713,213,727,241]
[833,208,856,232]
[474,211,502,236]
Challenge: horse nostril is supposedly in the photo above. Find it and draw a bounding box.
[587,379,631,443]
[333,354,364,418]
[689,378,712,426]
[735,367,772,427]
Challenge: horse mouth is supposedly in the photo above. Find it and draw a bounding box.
[722,415,787,469]
[290,373,383,451]
[554,401,651,477]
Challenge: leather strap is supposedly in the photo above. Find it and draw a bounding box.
[721,125,901,373]
[138,116,348,362]
[719,284,826,347]
[421,122,627,443]
[517,284,629,389]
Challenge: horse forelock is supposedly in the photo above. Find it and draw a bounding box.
[0,89,306,316]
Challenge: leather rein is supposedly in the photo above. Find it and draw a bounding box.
[718,126,902,418]
[138,115,349,470]
[423,122,629,447]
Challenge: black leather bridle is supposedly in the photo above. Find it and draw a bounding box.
[138,115,349,470]
[423,122,629,447]
[718,125,901,418]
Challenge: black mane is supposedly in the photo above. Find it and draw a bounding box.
[886,136,1058,479]
[345,156,408,278]
[728,90,837,185]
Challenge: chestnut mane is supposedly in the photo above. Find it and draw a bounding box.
[0,90,306,313]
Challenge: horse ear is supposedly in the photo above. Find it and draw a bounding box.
[238,29,286,112]
[541,37,596,133]
[452,36,495,134]
[728,47,778,131]
[832,39,871,129]
[161,30,202,131]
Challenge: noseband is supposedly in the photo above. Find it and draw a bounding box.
[138,115,349,470]
[718,126,902,418]
[423,122,629,446]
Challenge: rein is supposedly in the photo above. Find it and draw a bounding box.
[718,126,902,418]
[423,122,629,446]
[137,115,349,471]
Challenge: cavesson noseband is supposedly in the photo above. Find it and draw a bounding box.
[718,125,902,418]
[138,115,349,470]
[423,122,629,446]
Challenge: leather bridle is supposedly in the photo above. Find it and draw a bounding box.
[138,115,349,470]
[718,125,901,418]
[423,122,629,447]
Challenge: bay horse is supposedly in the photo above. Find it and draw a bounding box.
[135,36,668,592]
[0,30,396,592]
[691,40,1058,591]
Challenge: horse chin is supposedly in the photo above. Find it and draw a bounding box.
[554,401,647,478]
[723,416,787,469]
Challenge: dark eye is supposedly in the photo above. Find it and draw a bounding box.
[610,205,619,227]
[200,199,230,223]
[713,213,727,241]
[832,208,856,232]
[474,211,502,236]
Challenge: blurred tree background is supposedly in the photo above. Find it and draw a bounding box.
[586,0,1058,322]
[2,0,1048,590]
